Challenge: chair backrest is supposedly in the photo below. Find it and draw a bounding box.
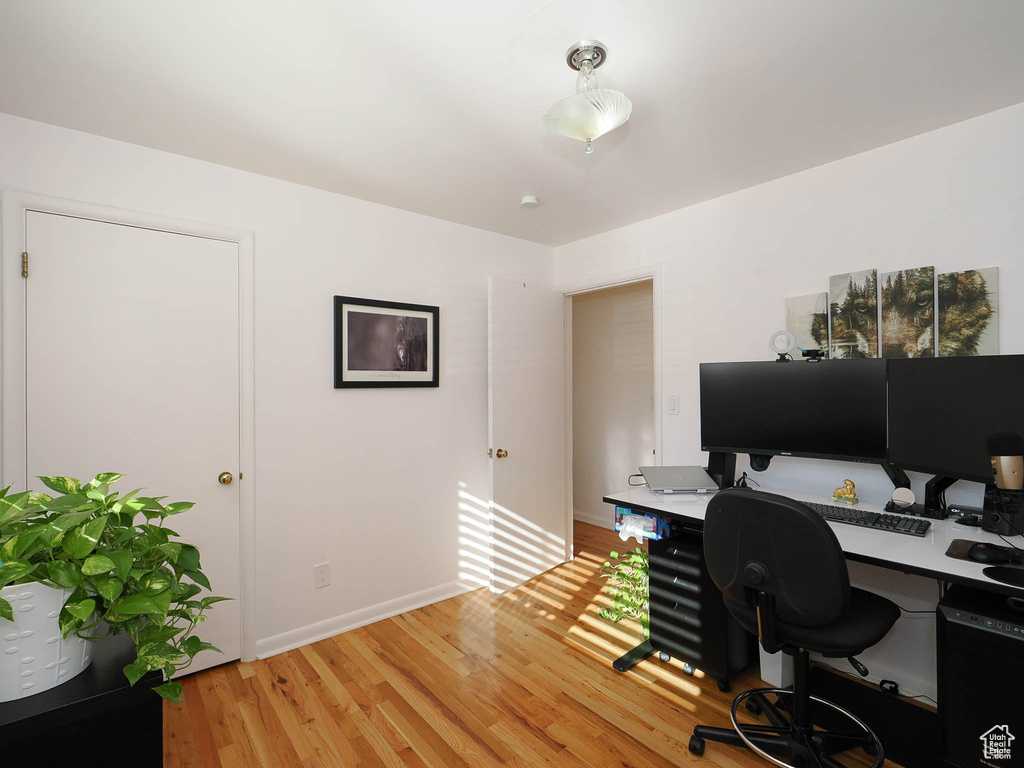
[703,488,851,627]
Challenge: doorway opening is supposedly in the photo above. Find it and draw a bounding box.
[569,279,655,530]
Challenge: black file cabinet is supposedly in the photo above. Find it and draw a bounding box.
[648,522,755,690]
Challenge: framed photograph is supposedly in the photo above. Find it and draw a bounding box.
[334,296,439,388]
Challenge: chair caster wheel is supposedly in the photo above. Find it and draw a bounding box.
[717,679,731,693]
[688,736,705,756]
[682,663,695,675]
[745,698,761,715]
[658,651,671,663]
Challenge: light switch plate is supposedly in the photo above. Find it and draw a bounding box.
[667,394,680,415]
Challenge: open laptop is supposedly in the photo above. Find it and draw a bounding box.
[639,465,719,494]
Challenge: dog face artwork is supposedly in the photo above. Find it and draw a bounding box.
[880,267,935,358]
[937,268,998,357]
[789,266,997,361]
[828,270,878,359]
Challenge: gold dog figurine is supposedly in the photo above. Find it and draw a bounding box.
[831,479,858,506]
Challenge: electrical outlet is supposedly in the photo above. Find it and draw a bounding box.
[314,562,330,589]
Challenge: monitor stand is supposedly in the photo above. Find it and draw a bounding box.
[876,466,946,520]
[881,469,952,520]
[923,476,957,519]
[706,451,736,489]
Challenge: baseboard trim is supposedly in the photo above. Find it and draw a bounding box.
[574,509,615,529]
[255,580,469,659]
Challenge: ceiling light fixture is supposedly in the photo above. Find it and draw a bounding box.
[543,40,632,155]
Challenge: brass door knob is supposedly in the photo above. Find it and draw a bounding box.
[496,449,508,459]
[218,472,233,485]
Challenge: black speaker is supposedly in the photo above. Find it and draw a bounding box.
[982,487,1023,537]
[937,586,1024,767]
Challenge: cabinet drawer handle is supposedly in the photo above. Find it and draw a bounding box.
[667,563,702,578]
[673,576,701,593]
[670,547,700,561]
[672,596,701,613]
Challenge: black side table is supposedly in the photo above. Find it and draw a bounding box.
[0,633,163,766]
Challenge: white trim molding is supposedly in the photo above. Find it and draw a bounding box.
[573,508,615,530]
[255,581,470,659]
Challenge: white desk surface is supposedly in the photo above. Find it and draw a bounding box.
[604,486,1024,596]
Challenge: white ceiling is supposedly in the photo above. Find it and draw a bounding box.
[2,1,1024,246]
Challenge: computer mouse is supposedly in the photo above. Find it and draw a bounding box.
[967,542,1012,564]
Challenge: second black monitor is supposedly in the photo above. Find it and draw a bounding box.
[887,355,1024,484]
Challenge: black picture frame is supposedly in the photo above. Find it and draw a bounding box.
[333,296,439,388]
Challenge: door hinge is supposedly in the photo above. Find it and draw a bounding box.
[22,252,28,278]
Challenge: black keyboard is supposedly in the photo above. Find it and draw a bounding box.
[805,501,931,538]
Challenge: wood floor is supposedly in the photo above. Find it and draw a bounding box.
[165,523,885,767]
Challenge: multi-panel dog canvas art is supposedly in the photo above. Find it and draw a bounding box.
[786,265,998,359]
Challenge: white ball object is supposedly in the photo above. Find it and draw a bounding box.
[891,487,916,508]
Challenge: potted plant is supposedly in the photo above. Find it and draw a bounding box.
[0,473,225,702]
[598,547,649,638]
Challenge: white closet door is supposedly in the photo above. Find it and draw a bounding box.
[24,211,241,672]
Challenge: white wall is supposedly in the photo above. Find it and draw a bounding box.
[0,112,554,656]
[572,282,654,528]
[555,102,1024,700]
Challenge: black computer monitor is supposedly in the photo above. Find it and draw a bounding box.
[887,355,1024,484]
[699,359,889,464]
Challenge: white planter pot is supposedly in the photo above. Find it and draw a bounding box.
[0,581,93,702]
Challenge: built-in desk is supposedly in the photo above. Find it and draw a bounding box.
[604,486,1024,597]
[604,486,1024,768]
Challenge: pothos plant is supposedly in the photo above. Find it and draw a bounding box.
[0,473,227,702]
[598,547,650,638]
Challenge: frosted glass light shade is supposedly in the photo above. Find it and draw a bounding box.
[543,89,632,143]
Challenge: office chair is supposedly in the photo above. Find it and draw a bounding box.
[689,488,900,768]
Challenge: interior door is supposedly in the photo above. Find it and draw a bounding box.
[22,211,241,673]
[487,277,569,592]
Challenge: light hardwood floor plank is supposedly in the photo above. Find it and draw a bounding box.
[166,522,898,768]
